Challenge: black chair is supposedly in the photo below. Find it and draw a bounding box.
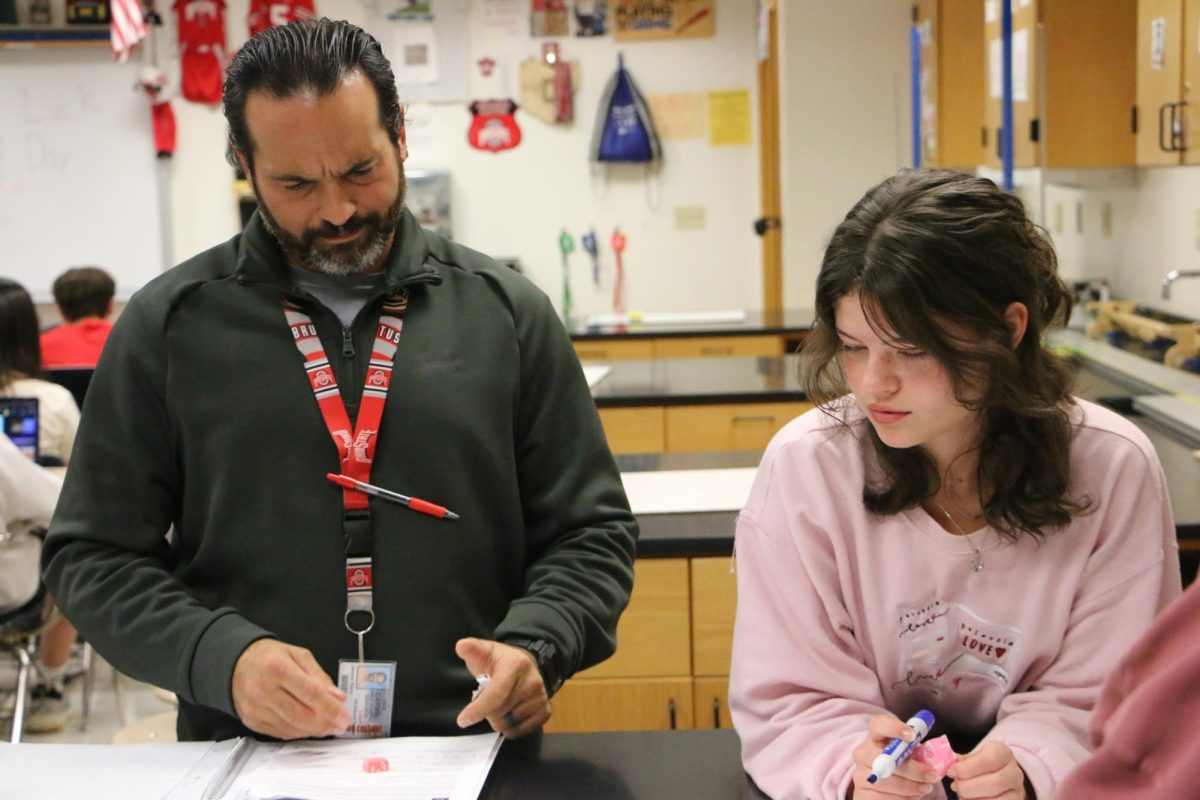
[0,586,47,743]
[43,368,94,410]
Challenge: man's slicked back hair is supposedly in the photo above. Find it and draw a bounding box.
[223,17,404,172]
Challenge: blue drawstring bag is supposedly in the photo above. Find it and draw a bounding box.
[590,53,662,164]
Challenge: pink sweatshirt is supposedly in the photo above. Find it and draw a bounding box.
[729,399,1180,800]
[1055,571,1200,799]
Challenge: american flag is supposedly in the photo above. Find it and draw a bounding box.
[110,0,148,62]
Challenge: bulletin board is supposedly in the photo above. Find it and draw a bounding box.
[0,52,165,301]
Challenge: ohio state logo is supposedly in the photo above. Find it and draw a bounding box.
[310,368,333,388]
[347,565,372,587]
[468,99,521,153]
[368,369,387,386]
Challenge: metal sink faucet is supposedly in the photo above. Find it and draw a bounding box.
[1161,270,1200,300]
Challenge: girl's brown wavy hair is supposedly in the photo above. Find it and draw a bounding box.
[801,168,1090,540]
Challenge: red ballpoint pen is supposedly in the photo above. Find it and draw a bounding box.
[326,473,460,521]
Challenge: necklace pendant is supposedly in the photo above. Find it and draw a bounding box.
[969,552,984,572]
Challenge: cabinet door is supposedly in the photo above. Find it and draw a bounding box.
[983,0,1040,168]
[575,558,691,679]
[597,407,665,454]
[691,557,738,677]
[545,677,695,732]
[1137,0,1185,165]
[653,335,785,359]
[573,339,654,361]
[665,402,811,453]
[936,0,987,169]
[693,678,733,730]
[1185,0,1200,164]
[1042,0,1137,167]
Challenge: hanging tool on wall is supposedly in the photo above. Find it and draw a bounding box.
[610,228,627,314]
[558,229,575,325]
[519,43,578,125]
[581,229,600,287]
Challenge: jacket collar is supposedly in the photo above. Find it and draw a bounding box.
[235,207,439,292]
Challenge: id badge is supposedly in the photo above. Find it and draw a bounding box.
[336,659,396,738]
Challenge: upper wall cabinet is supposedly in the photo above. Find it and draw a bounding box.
[981,0,1137,169]
[914,0,987,169]
[1136,0,1200,165]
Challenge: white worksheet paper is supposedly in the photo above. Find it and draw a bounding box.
[229,733,502,800]
[621,468,758,515]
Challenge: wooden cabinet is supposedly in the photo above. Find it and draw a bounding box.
[574,334,786,362]
[665,402,811,453]
[982,0,1136,168]
[597,407,666,455]
[546,678,695,732]
[691,557,738,731]
[1136,0,1200,165]
[914,0,987,169]
[549,556,745,733]
[547,559,693,732]
[573,339,654,361]
[653,335,785,360]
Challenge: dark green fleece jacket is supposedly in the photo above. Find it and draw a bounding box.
[42,210,637,740]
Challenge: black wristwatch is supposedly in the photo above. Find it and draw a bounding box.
[504,637,562,697]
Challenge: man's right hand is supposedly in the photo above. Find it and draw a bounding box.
[231,639,350,739]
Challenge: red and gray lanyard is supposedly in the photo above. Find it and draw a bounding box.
[283,290,408,661]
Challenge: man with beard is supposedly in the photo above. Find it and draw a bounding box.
[42,18,637,743]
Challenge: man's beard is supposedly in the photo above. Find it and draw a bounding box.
[255,162,406,277]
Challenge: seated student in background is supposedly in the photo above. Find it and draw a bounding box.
[40,266,116,370]
[0,278,81,732]
[0,279,80,465]
[1054,570,1200,798]
[728,169,1180,800]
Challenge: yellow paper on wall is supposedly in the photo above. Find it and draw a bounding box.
[648,93,705,140]
[707,89,751,146]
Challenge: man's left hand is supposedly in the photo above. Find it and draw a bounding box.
[947,741,1030,799]
[454,637,551,739]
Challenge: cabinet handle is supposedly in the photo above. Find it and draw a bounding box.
[732,415,775,424]
[712,698,721,729]
[668,698,677,730]
[700,346,734,355]
[1172,102,1187,152]
[1160,102,1175,152]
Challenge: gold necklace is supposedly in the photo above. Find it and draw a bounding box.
[936,500,984,573]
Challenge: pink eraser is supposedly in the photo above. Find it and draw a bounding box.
[362,756,390,773]
[912,735,956,778]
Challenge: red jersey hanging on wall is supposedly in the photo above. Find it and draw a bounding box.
[247,0,314,39]
[174,0,227,104]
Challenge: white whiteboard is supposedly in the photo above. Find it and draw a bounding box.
[0,51,166,301]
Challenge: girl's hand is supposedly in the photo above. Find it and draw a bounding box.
[848,714,941,800]
[947,741,1028,799]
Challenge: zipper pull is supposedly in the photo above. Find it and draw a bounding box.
[342,327,355,358]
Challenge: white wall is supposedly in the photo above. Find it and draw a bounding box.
[162,0,762,317]
[777,0,913,309]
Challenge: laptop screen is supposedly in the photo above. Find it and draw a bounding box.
[0,397,40,461]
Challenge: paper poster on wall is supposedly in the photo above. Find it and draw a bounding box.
[648,93,704,140]
[988,37,1001,99]
[614,0,713,41]
[407,171,451,239]
[388,0,433,19]
[481,0,523,37]
[707,89,750,146]
[530,0,568,36]
[402,103,446,167]
[574,0,607,36]
[391,22,439,84]
[1151,17,1167,70]
[1012,27,1028,102]
[378,0,468,103]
